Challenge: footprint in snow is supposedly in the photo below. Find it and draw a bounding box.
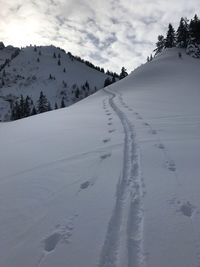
[100,153,112,160]
[80,181,90,190]
[106,113,111,116]
[43,215,78,254]
[150,129,157,135]
[166,160,176,172]
[108,129,116,133]
[108,117,112,121]
[137,116,143,120]
[156,143,165,150]
[144,122,150,126]
[103,138,111,143]
[178,201,195,217]
[44,233,61,252]
[108,122,112,126]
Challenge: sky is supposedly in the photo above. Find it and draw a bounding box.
[0,0,199,73]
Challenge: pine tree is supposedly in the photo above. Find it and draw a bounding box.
[61,97,65,108]
[53,52,56,58]
[63,68,66,72]
[12,101,20,120]
[177,17,189,48]
[24,96,31,117]
[112,76,116,83]
[37,91,49,113]
[75,88,80,98]
[31,106,37,115]
[165,24,176,48]
[58,59,61,65]
[154,35,165,54]
[189,15,200,44]
[48,102,52,111]
[11,106,16,120]
[19,95,25,117]
[119,67,128,80]
[85,81,90,90]
[55,102,58,109]
[104,77,112,87]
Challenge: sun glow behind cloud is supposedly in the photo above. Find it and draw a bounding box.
[0,0,200,72]
[6,19,40,47]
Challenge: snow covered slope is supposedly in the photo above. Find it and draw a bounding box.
[0,48,200,267]
[0,45,111,121]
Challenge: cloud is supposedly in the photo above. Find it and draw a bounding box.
[0,0,200,72]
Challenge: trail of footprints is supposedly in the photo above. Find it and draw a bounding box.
[118,95,177,173]
[102,98,116,145]
[120,94,200,265]
[69,99,114,195]
[76,99,114,194]
[38,98,115,265]
[117,93,198,219]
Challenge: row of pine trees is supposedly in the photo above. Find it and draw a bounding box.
[154,14,200,55]
[11,92,65,120]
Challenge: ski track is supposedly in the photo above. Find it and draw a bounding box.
[118,95,200,267]
[98,88,144,267]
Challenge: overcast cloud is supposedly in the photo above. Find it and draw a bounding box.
[0,0,199,72]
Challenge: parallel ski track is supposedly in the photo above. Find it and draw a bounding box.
[98,88,144,267]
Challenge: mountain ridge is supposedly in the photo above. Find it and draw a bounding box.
[0,43,119,121]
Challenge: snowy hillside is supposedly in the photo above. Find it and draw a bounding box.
[0,48,200,267]
[0,44,113,121]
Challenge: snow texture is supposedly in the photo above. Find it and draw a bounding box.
[0,48,200,267]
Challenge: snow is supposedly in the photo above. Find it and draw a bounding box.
[0,45,111,120]
[0,47,200,266]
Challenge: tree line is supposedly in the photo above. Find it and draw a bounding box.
[11,91,68,120]
[147,14,200,61]
[11,80,97,120]
[67,52,120,79]
[104,67,128,87]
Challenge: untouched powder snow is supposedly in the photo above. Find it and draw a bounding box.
[0,48,200,267]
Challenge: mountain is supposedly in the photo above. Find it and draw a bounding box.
[0,44,115,121]
[0,48,200,267]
